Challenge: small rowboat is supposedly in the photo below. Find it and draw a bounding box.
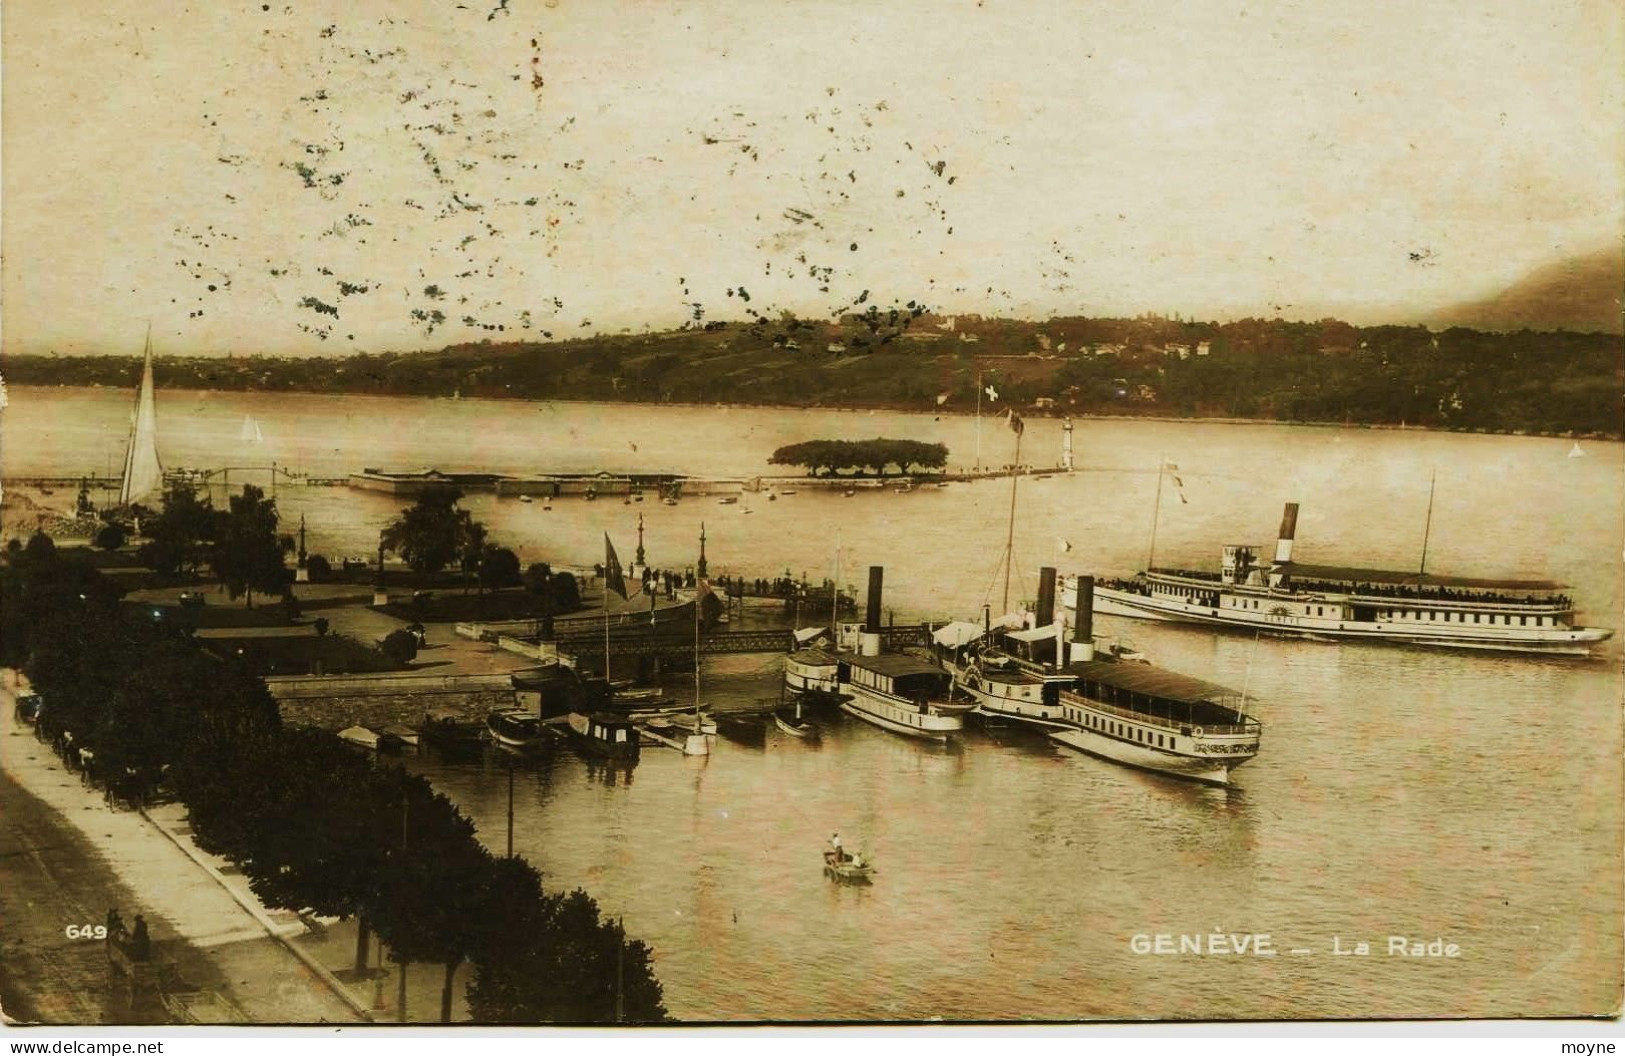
[822,849,875,883]
[773,702,816,739]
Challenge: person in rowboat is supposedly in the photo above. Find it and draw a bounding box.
[828,832,847,864]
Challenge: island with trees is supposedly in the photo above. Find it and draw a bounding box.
[768,438,950,477]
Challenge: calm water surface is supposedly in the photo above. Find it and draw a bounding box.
[4,387,1621,1019]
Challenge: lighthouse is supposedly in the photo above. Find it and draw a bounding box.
[1061,417,1075,471]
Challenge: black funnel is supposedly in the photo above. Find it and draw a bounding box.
[1072,576,1095,643]
[865,567,883,634]
[1036,567,1056,627]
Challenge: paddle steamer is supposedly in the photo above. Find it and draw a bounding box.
[1063,502,1612,656]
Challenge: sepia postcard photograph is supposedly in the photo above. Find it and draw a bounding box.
[1,0,1620,1032]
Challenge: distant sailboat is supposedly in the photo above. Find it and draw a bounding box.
[119,328,163,505]
[1568,441,1585,458]
[240,414,265,443]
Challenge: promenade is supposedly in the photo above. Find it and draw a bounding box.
[0,670,473,1025]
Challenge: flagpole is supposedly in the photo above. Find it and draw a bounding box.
[1001,428,1022,612]
[974,371,982,473]
[1146,457,1165,570]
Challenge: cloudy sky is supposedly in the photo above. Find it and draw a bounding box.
[3,0,1620,356]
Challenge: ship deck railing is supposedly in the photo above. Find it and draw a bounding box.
[1143,569,1571,610]
[1060,691,1260,737]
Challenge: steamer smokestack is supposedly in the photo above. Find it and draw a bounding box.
[1274,502,1299,565]
[1036,567,1056,628]
[861,566,883,656]
[1071,575,1095,662]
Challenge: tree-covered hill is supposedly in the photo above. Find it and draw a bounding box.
[5,312,1620,436]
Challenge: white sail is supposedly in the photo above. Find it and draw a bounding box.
[240,414,264,443]
[119,332,163,505]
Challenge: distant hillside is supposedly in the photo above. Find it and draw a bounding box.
[5,311,1621,436]
[1432,247,1623,334]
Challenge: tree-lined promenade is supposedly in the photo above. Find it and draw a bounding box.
[2,526,668,1023]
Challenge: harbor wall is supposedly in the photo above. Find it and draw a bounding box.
[276,688,512,733]
[264,671,515,699]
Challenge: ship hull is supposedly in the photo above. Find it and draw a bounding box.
[840,688,961,741]
[1076,585,1610,656]
[1048,726,1245,786]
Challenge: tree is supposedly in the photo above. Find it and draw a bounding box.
[306,554,332,581]
[768,438,948,477]
[465,886,667,1023]
[211,485,289,607]
[140,483,219,576]
[95,522,127,551]
[551,571,580,612]
[478,546,521,592]
[379,629,419,664]
[379,485,486,577]
[523,562,554,596]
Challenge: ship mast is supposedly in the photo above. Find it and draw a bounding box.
[1145,457,1167,570]
[830,529,841,641]
[1418,471,1437,576]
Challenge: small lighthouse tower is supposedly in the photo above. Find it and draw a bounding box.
[1061,417,1075,472]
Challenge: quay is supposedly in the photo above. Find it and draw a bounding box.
[10,463,1075,499]
[478,623,930,667]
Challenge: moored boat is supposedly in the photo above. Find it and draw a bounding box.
[565,711,641,761]
[337,725,404,753]
[773,695,817,738]
[379,724,419,748]
[1047,648,1261,787]
[1065,501,1613,656]
[783,643,847,705]
[419,708,486,756]
[486,708,543,751]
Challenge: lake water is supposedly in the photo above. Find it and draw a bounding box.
[3,386,1621,1020]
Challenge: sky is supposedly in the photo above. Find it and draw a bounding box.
[3,0,1621,356]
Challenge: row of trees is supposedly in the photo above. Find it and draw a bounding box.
[1,535,667,1022]
[134,482,293,606]
[768,438,950,477]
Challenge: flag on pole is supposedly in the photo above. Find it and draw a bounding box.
[604,533,628,599]
[1007,408,1024,436]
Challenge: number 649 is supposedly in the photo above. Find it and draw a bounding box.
[65,924,109,940]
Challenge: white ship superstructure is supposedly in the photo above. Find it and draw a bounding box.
[1064,503,1612,656]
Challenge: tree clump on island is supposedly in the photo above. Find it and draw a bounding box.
[769,438,949,477]
[1,536,669,1025]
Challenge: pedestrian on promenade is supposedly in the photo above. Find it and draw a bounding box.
[131,915,150,960]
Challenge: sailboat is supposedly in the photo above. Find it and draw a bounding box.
[119,327,164,506]
[239,415,265,443]
[1568,441,1586,458]
[676,587,715,756]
